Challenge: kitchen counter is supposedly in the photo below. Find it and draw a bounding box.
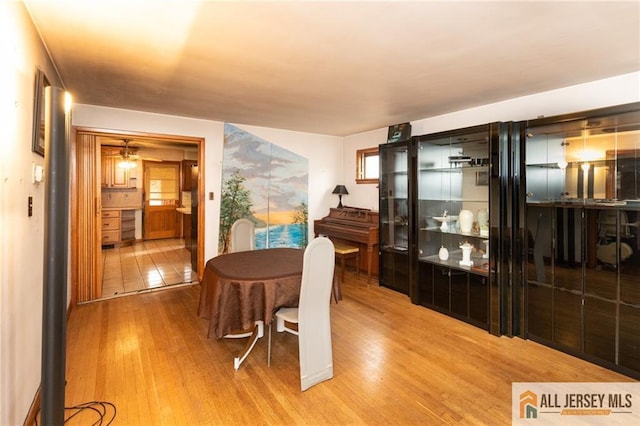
[102,189,143,210]
[177,207,191,214]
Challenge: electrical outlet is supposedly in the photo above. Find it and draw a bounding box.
[209,192,214,200]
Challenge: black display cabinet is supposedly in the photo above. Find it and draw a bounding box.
[379,140,416,297]
[524,103,640,379]
[376,103,640,379]
[413,123,523,335]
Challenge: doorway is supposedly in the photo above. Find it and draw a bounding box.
[143,162,181,240]
[71,129,204,303]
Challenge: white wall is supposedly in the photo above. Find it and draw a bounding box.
[410,72,640,135]
[343,72,640,206]
[71,106,343,261]
[341,127,387,211]
[0,2,63,424]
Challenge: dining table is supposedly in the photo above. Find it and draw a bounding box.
[197,247,341,369]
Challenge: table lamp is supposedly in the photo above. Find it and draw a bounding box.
[332,185,349,208]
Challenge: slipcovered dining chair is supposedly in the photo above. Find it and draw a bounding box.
[230,218,255,253]
[226,218,259,370]
[267,237,335,391]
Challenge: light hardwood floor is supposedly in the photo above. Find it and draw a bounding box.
[101,238,197,298]
[63,270,632,425]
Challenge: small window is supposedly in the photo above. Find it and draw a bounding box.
[356,147,379,184]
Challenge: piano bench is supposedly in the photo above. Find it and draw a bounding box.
[334,243,360,283]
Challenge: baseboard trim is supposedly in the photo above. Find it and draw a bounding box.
[23,301,73,425]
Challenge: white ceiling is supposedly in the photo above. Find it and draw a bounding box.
[25,1,640,137]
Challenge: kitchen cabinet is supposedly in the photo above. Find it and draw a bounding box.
[101,210,121,245]
[101,209,136,246]
[101,147,134,188]
[525,104,640,378]
[181,160,197,191]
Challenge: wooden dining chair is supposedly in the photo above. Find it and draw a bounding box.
[230,218,255,252]
[267,237,335,391]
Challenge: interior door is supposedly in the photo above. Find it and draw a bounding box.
[73,132,103,302]
[144,162,180,240]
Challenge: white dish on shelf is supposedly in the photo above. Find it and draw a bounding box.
[433,215,458,223]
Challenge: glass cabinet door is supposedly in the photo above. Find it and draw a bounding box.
[415,125,492,329]
[525,106,640,375]
[379,141,413,296]
[417,127,490,275]
[379,143,409,251]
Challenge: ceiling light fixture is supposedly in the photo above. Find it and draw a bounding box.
[118,139,138,169]
[118,158,137,169]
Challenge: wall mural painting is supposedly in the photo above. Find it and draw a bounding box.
[219,124,309,253]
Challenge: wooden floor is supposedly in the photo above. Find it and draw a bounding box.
[63,270,632,425]
[101,238,197,298]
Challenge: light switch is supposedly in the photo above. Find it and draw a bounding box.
[32,163,44,184]
[209,192,214,200]
[28,196,33,217]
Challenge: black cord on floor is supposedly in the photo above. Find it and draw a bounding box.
[65,401,116,425]
[35,401,116,425]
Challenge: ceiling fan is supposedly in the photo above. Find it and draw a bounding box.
[104,139,162,168]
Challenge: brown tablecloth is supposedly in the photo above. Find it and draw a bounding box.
[198,248,306,339]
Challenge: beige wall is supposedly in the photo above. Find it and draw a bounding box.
[0,2,64,424]
[2,1,639,423]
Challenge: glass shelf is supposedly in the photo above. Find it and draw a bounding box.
[382,220,409,226]
[419,165,489,173]
[420,227,489,239]
[526,160,611,169]
[526,199,635,207]
[419,197,490,203]
[381,245,409,252]
[420,251,489,277]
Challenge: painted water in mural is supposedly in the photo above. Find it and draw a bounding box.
[255,224,306,249]
[219,124,309,252]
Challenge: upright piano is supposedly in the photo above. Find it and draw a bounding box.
[314,207,379,282]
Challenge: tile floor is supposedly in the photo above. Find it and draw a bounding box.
[101,238,197,298]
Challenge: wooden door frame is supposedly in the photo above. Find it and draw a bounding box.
[70,127,205,304]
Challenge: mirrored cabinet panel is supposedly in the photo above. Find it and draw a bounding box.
[525,105,640,377]
[526,110,639,204]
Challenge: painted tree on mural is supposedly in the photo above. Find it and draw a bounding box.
[291,201,308,248]
[219,170,253,253]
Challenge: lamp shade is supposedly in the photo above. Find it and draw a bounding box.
[332,185,348,208]
[332,185,349,195]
